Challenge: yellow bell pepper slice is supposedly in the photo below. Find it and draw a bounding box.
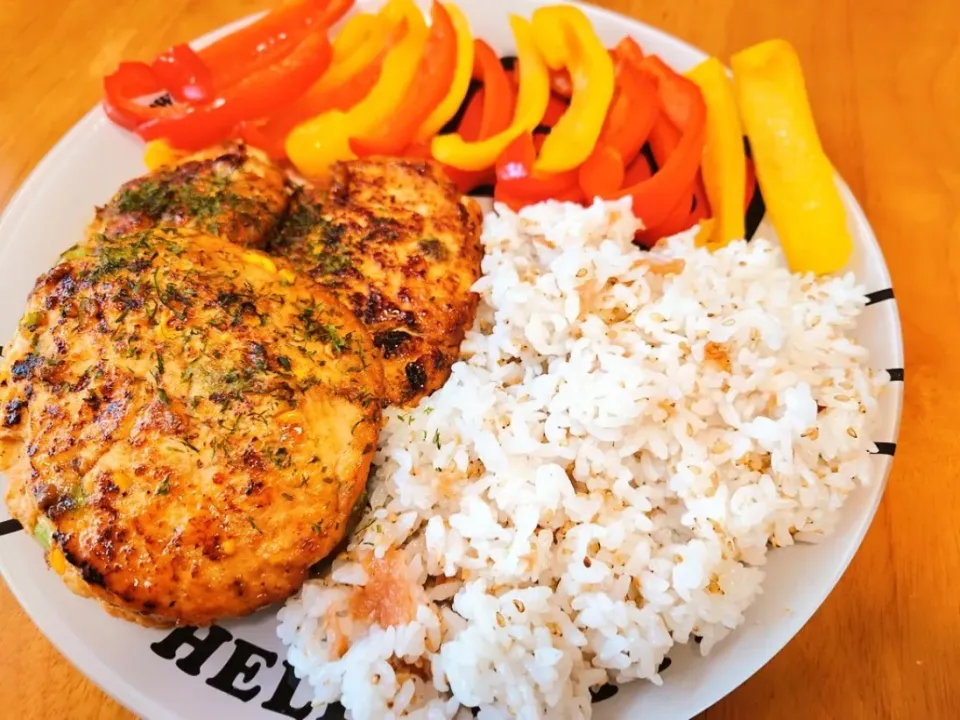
[431,15,548,172]
[143,139,185,171]
[732,39,852,275]
[320,12,387,92]
[286,0,427,178]
[530,5,615,173]
[686,57,746,248]
[415,3,475,142]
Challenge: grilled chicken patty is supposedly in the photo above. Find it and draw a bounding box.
[0,229,383,626]
[92,142,290,248]
[271,158,483,406]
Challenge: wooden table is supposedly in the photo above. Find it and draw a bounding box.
[1,0,957,717]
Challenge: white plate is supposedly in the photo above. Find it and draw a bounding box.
[0,1,903,718]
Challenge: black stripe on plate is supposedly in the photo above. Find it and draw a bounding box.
[590,684,619,703]
[888,368,904,382]
[0,518,23,536]
[866,288,895,306]
[871,442,897,456]
[743,136,766,240]
[468,184,495,198]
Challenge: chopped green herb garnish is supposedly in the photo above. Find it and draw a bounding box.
[433,429,441,450]
[247,516,263,534]
[156,476,170,496]
[22,311,44,331]
[418,237,448,261]
[277,355,292,371]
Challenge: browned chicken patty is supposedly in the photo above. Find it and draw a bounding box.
[271,157,484,407]
[91,142,290,248]
[0,229,384,627]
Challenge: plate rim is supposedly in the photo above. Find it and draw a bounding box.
[0,2,904,718]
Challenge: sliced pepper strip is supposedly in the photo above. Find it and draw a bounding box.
[604,70,706,229]
[598,51,658,167]
[415,3,475,142]
[286,0,428,177]
[199,0,352,89]
[139,31,333,150]
[151,44,214,103]
[614,36,645,68]
[436,87,496,192]
[315,11,389,94]
[686,57,746,246]
[530,5,615,173]
[641,55,700,128]
[253,13,399,150]
[102,61,168,131]
[506,65,568,127]
[494,132,580,210]
[579,143,625,200]
[430,15,549,172]
[732,39,852,274]
[473,41,515,139]
[350,1,457,156]
[624,152,654,185]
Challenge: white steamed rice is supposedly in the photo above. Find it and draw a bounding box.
[277,198,887,719]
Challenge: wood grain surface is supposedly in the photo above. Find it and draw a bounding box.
[1,0,957,718]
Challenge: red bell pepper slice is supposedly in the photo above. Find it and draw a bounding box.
[606,69,705,228]
[599,51,658,167]
[350,2,457,157]
[634,170,710,246]
[648,114,681,167]
[199,0,352,90]
[138,32,332,151]
[151,44,214,103]
[624,152,654,185]
[550,68,573,98]
[579,143,625,200]
[640,55,700,129]
[472,41,515,139]
[102,62,171,131]
[494,132,580,210]
[614,37,645,68]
